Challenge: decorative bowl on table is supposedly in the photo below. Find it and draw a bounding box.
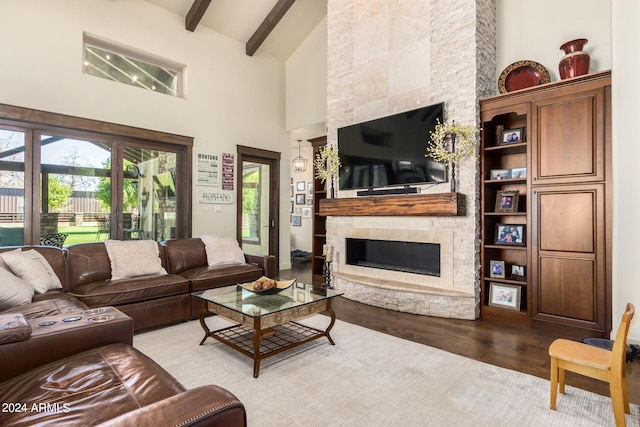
[238,277,296,294]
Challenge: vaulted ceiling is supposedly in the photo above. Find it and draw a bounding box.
[144,0,327,60]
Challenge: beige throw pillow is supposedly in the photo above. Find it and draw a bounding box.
[1,249,63,294]
[200,235,246,266]
[0,268,35,310]
[104,240,168,280]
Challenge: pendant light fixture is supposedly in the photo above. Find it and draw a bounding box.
[292,139,308,172]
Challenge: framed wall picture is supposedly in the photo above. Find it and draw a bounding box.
[308,182,313,196]
[495,224,525,246]
[489,260,505,278]
[511,264,526,281]
[292,215,302,226]
[296,194,306,205]
[301,207,312,218]
[488,283,521,311]
[510,167,527,179]
[490,169,510,180]
[290,186,293,197]
[296,181,305,191]
[290,201,294,213]
[306,198,313,205]
[495,190,519,213]
[499,127,525,145]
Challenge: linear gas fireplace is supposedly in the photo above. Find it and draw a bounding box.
[345,238,440,277]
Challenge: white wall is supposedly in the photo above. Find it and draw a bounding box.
[0,0,292,269]
[285,17,328,131]
[496,0,611,83]
[612,1,640,343]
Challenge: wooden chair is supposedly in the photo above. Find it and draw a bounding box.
[549,303,635,426]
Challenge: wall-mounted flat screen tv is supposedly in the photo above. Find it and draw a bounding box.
[337,102,446,191]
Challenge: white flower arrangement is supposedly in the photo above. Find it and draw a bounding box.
[426,119,480,165]
[314,145,341,183]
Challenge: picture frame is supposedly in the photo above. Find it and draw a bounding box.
[495,223,525,246]
[490,169,510,180]
[296,194,305,205]
[290,186,293,197]
[511,264,526,281]
[499,127,525,145]
[296,181,305,192]
[308,182,313,196]
[301,207,312,218]
[489,260,505,278]
[495,190,519,213]
[292,215,302,226]
[306,199,313,205]
[510,167,527,179]
[488,283,521,311]
[289,201,294,213]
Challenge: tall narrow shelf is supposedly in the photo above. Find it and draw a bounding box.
[480,71,612,337]
[309,136,327,286]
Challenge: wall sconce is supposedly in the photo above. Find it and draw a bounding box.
[292,139,308,172]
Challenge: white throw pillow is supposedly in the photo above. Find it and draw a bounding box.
[0,248,21,271]
[1,249,63,294]
[0,268,34,310]
[104,240,168,280]
[200,235,246,266]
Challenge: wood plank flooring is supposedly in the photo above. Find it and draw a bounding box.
[281,262,640,405]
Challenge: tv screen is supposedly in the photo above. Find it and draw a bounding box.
[338,102,446,191]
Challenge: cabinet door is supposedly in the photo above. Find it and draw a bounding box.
[531,87,606,185]
[530,184,608,334]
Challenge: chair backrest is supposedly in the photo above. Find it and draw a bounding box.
[611,303,635,375]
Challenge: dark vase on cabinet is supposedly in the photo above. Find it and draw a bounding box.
[480,71,611,338]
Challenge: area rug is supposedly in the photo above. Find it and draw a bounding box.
[134,317,639,427]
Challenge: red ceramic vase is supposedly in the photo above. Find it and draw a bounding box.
[559,38,590,80]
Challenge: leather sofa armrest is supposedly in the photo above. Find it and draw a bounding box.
[96,385,246,427]
[244,253,276,278]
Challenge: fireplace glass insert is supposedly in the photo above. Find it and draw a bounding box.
[345,238,440,277]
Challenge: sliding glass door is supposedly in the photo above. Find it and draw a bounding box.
[0,127,26,246]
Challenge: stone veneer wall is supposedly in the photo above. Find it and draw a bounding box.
[325,0,496,319]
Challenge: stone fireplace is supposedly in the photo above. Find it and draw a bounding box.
[324,0,496,320]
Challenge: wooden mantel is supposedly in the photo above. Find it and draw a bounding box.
[319,193,465,217]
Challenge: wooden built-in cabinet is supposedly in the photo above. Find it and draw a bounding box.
[480,71,611,337]
[309,136,327,286]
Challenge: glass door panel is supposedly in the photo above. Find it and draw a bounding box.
[0,128,26,246]
[241,161,270,256]
[123,147,177,241]
[39,135,111,245]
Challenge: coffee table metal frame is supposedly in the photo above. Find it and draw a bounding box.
[193,284,342,378]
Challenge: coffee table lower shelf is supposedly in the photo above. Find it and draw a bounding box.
[199,310,336,377]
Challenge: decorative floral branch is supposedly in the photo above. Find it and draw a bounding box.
[314,145,341,183]
[426,119,480,165]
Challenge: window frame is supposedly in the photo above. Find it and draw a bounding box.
[0,103,192,245]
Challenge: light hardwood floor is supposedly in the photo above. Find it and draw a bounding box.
[280,262,640,405]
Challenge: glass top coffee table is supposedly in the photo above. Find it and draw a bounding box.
[193,283,343,378]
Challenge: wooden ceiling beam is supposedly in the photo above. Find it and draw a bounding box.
[246,0,295,56]
[185,0,212,32]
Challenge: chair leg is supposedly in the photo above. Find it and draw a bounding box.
[550,356,558,410]
[622,374,630,414]
[610,380,627,427]
[559,368,566,394]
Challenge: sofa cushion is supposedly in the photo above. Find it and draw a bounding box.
[1,249,62,293]
[68,274,190,308]
[200,235,246,266]
[0,343,186,426]
[105,239,168,280]
[0,267,34,311]
[0,294,88,318]
[182,263,263,292]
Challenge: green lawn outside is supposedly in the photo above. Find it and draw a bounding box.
[57,225,107,245]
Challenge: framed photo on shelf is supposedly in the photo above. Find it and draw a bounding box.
[499,127,525,145]
[292,215,302,226]
[495,190,519,213]
[511,264,526,281]
[510,167,527,179]
[296,194,306,205]
[488,283,521,311]
[490,169,510,180]
[489,260,505,278]
[296,181,305,191]
[495,223,525,246]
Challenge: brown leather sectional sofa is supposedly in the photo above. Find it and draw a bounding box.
[0,238,266,426]
[0,238,276,332]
